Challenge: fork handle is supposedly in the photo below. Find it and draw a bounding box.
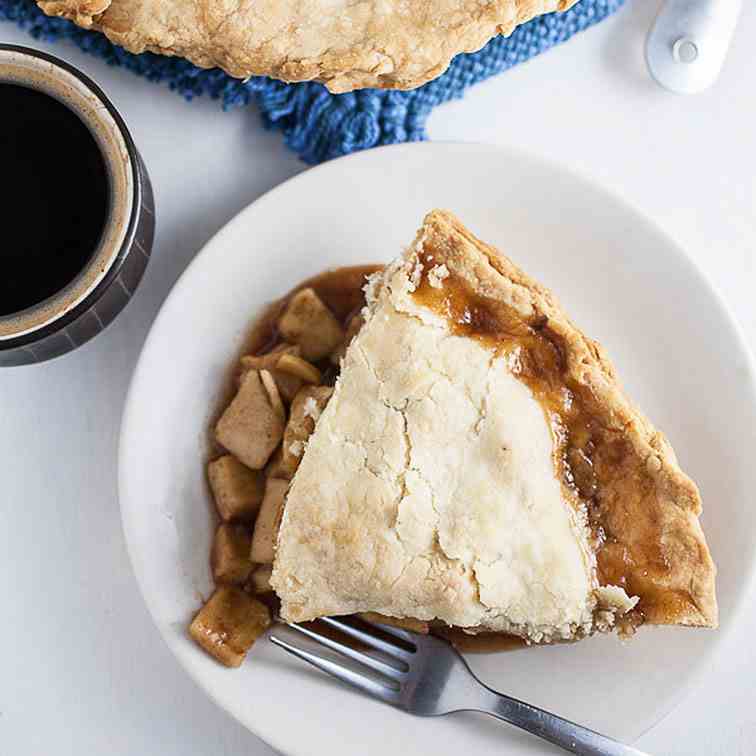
[475,686,649,755]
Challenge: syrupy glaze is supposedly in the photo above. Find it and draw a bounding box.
[243,265,382,357]
[412,251,695,628]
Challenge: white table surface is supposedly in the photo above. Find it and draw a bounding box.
[2,3,755,755]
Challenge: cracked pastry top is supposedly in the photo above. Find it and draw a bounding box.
[36,0,578,93]
[271,210,717,642]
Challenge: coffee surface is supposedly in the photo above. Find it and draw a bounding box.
[0,83,109,317]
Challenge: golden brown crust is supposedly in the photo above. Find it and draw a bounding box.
[414,210,717,628]
[36,0,577,93]
[37,0,109,26]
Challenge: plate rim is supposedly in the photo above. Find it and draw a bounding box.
[118,141,756,754]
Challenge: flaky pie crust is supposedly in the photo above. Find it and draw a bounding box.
[36,0,577,93]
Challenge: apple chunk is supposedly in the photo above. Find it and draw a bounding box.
[277,288,344,362]
[250,478,289,564]
[240,343,302,402]
[212,523,254,585]
[281,386,333,477]
[216,369,285,469]
[189,586,271,667]
[248,565,273,594]
[207,455,264,522]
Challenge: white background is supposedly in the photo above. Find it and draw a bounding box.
[1,2,755,754]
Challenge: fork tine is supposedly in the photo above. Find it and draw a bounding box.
[270,633,401,704]
[319,617,415,661]
[361,619,417,645]
[286,622,408,679]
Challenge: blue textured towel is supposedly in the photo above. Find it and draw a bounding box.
[1,0,624,163]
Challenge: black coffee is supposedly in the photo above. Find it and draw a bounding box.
[0,83,109,316]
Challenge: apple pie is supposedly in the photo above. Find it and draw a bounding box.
[192,210,717,666]
[37,0,578,93]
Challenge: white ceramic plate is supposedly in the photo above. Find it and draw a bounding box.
[119,142,756,756]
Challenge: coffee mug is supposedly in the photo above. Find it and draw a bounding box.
[0,44,155,367]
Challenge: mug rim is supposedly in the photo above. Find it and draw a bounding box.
[0,43,144,351]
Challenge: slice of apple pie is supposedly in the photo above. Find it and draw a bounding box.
[269,210,717,643]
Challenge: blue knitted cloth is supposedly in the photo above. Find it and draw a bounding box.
[1,0,623,163]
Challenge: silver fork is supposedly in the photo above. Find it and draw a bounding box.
[270,617,649,756]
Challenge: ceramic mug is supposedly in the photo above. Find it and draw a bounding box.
[0,44,155,367]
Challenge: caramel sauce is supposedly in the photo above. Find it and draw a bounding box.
[411,251,691,626]
[243,265,382,357]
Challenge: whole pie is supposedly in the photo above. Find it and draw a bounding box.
[37,0,577,92]
[192,209,717,667]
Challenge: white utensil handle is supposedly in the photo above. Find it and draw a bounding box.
[645,0,742,94]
